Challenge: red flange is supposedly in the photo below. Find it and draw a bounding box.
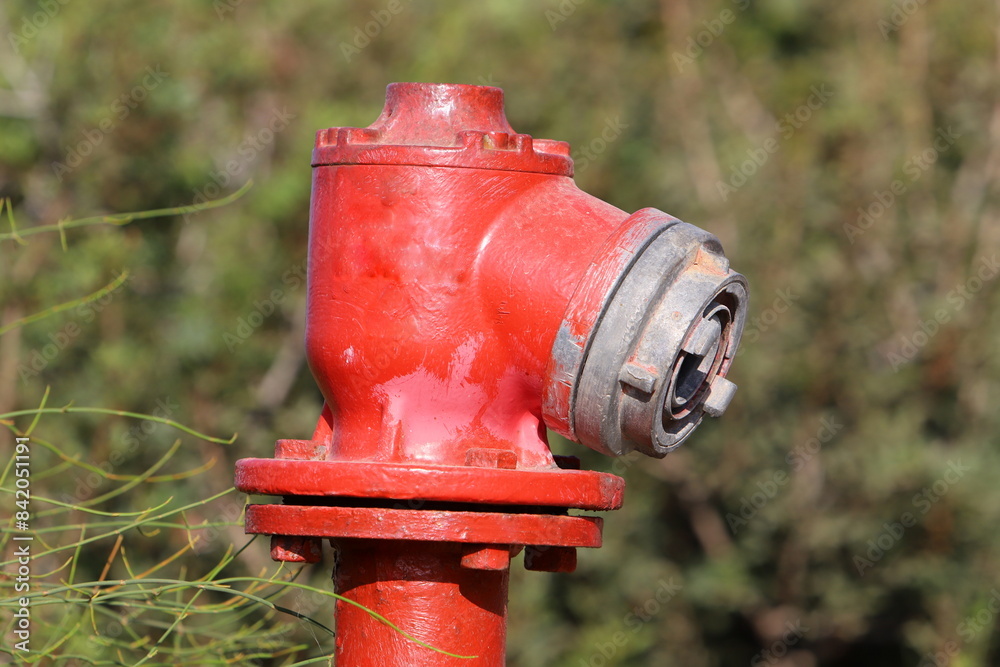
[245,505,603,547]
[235,457,624,510]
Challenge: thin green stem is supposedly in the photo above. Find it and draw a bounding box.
[0,272,129,336]
[0,180,253,244]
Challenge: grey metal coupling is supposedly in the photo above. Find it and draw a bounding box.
[545,210,748,458]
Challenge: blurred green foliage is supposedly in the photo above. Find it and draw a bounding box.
[2,0,999,665]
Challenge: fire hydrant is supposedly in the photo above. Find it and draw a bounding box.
[235,82,747,666]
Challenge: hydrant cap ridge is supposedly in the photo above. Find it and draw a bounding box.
[312,82,574,175]
[371,83,515,146]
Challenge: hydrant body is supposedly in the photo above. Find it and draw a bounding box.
[306,152,623,469]
[236,83,747,665]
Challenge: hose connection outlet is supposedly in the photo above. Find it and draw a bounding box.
[544,212,748,458]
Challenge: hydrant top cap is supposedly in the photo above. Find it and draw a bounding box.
[312,82,574,175]
[372,83,514,146]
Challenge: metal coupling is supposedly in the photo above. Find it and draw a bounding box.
[546,213,748,457]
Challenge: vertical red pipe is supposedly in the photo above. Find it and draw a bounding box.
[334,540,509,666]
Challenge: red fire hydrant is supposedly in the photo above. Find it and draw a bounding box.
[235,82,747,666]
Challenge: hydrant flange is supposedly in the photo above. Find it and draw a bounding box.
[236,455,624,510]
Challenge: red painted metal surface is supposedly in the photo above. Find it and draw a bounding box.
[236,458,624,510]
[234,82,746,665]
[246,505,604,546]
[334,541,510,667]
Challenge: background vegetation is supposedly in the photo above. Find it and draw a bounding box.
[2,0,999,665]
